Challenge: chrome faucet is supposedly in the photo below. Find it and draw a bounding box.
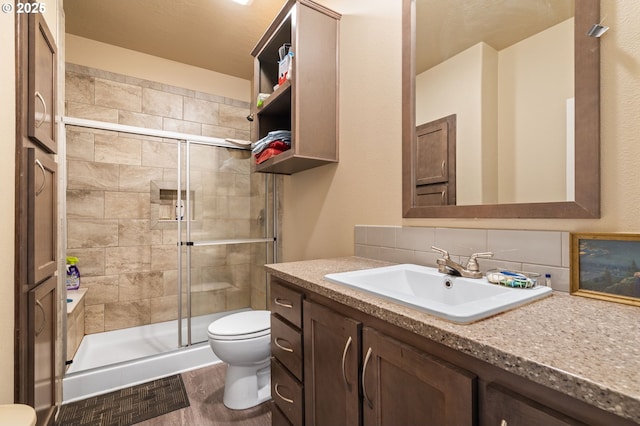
[431,246,493,279]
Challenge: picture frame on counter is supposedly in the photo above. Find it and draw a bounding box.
[570,232,640,307]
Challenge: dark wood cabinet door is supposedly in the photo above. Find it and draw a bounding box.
[28,13,57,153]
[415,114,456,205]
[361,327,476,426]
[303,301,361,426]
[27,148,57,285]
[481,383,586,426]
[29,276,57,426]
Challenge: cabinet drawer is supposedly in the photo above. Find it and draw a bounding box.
[271,314,303,381]
[271,280,303,328]
[272,359,303,426]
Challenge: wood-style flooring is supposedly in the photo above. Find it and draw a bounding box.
[135,363,271,425]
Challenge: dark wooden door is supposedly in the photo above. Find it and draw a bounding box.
[361,327,476,426]
[28,13,57,154]
[27,147,57,285]
[303,301,361,426]
[481,383,586,426]
[29,275,57,426]
[415,114,456,205]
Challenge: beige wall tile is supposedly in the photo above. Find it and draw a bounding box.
[151,245,178,271]
[118,110,164,130]
[118,271,164,301]
[67,160,119,191]
[105,246,151,274]
[141,140,178,168]
[162,117,201,135]
[104,300,151,331]
[65,248,105,277]
[66,101,119,123]
[219,104,250,132]
[225,288,251,310]
[183,97,219,125]
[218,149,251,174]
[142,87,183,119]
[119,219,162,246]
[85,304,105,334]
[94,133,142,166]
[66,129,95,161]
[82,275,119,305]
[119,165,164,193]
[67,219,119,248]
[66,72,94,104]
[95,78,142,112]
[201,124,236,139]
[191,289,226,316]
[104,192,150,219]
[66,190,104,219]
[150,295,179,323]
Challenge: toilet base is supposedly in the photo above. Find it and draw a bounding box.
[223,362,271,410]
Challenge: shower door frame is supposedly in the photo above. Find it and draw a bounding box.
[177,139,277,347]
[62,116,277,353]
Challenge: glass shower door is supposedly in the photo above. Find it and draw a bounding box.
[178,140,276,347]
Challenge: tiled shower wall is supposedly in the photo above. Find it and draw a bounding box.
[65,63,275,334]
[355,226,571,292]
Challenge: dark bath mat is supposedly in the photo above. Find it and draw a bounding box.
[56,374,190,426]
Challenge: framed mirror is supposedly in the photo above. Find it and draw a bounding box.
[402,0,601,218]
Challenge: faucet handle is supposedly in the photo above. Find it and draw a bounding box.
[431,246,450,259]
[466,252,493,272]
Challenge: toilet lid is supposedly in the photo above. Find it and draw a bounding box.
[208,310,270,340]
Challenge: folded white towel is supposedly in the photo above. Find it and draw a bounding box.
[225,138,252,146]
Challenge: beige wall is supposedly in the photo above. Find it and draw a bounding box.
[3,0,639,401]
[0,2,16,404]
[66,35,251,102]
[280,0,640,262]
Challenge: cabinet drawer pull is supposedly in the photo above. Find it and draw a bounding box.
[34,91,47,128]
[341,336,352,387]
[35,159,46,196]
[274,384,294,404]
[362,347,374,408]
[274,297,293,309]
[441,160,446,176]
[500,420,507,426]
[274,337,294,353]
[35,300,46,336]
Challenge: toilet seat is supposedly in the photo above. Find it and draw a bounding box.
[208,310,270,341]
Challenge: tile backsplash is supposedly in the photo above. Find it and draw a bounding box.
[354,226,571,292]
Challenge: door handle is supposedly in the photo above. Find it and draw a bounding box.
[274,384,294,404]
[341,336,353,387]
[274,337,294,353]
[274,297,293,309]
[34,91,47,128]
[362,347,374,408]
[35,159,46,196]
[35,300,46,336]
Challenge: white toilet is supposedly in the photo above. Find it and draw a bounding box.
[207,310,271,410]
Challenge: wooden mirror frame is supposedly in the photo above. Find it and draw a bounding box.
[402,0,601,218]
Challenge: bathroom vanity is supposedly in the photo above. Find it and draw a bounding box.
[267,257,640,426]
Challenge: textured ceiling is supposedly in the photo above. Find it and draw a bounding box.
[64,0,575,80]
[64,0,287,80]
[416,0,575,73]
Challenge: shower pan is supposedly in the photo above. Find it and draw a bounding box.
[62,118,277,401]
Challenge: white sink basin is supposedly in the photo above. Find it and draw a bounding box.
[324,264,552,324]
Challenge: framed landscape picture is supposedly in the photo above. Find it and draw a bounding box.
[570,233,640,306]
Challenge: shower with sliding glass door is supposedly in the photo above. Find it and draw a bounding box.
[63,122,277,402]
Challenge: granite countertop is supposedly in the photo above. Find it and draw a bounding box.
[265,256,640,424]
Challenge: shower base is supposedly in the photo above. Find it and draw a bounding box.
[63,310,246,403]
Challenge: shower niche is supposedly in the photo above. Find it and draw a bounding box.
[150,180,200,229]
